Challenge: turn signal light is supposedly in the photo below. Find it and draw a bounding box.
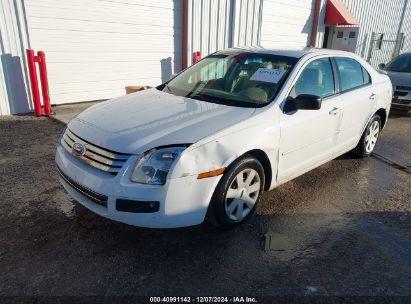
[197,168,225,179]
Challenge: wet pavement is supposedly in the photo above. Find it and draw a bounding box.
[0,112,410,298]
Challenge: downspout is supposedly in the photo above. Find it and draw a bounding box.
[182,0,189,70]
[310,0,322,47]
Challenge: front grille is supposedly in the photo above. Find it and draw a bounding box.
[61,128,131,174]
[394,90,408,97]
[57,166,108,207]
[396,85,411,91]
[393,99,411,105]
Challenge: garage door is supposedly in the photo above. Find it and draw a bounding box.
[261,0,316,49]
[24,0,182,105]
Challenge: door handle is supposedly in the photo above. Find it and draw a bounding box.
[369,93,376,100]
[329,107,341,115]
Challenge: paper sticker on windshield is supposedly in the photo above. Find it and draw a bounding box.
[250,68,285,83]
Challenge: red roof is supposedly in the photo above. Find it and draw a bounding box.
[325,0,359,26]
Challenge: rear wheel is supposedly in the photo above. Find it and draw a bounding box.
[353,114,381,158]
[206,156,265,229]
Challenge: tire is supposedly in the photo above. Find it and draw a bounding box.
[206,155,265,229]
[352,114,381,158]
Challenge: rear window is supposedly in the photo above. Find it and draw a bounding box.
[335,57,369,92]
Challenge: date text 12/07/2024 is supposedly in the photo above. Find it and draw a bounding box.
[149,297,258,303]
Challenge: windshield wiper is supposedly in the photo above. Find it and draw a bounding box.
[190,93,255,108]
[164,84,175,94]
[190,93,221,103]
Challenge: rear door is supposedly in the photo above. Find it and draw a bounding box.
[278,57,343,182]
[333,57,375,151]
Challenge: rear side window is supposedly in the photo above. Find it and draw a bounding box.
[335,57,369,92]
[362,67,371,84]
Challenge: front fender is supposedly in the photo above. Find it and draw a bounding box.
[169,120,280,189]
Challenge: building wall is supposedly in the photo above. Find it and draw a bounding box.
[188,0,233,65]
[187,0,263,65]
[2,0,411,115]
[23,0,182,105]
[231,0,264,47]
[0,0,31,115]
[260,0,316,49]
[340,0,410,66]
[401,0,411,52]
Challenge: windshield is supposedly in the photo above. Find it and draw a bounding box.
[158,52,297,107]
[385,53,411,73]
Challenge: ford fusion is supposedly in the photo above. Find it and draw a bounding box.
[56,48,392,228]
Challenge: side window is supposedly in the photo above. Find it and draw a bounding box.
[362,67,371,84]
[335,57,368,91]
[290,58,335,98]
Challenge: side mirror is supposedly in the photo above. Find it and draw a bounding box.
[378,63,386,70]
[284,94,322,113]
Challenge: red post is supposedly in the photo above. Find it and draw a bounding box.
[37,51,52,116]
[192,51,202,82]
[26,49,42,116]
[192,51,202,64]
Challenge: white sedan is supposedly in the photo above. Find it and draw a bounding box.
[55,48,392,229]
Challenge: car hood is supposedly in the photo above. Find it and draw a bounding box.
[68,89,256,154]
[385,71,411,87]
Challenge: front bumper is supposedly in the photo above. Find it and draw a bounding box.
[392,90,411,110]
[55,145,221,228]
[392,99,411,110]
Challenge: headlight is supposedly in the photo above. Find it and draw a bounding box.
[130,147,186,185]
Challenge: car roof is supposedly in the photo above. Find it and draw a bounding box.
[215,46,356,59]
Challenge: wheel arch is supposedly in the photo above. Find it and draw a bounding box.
[375,108,387,129]
[241,149,272,191]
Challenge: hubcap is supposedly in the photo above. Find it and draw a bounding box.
[225,168,261,221]
[365,120,380,153]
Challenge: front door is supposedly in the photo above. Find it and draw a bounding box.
[278,57,343,182]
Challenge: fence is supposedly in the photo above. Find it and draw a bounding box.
[366,32,405,67]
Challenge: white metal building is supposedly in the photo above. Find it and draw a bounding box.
[1,0,410,115]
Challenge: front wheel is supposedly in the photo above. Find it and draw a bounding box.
[206,156,265,229]
[353,114,381,158]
